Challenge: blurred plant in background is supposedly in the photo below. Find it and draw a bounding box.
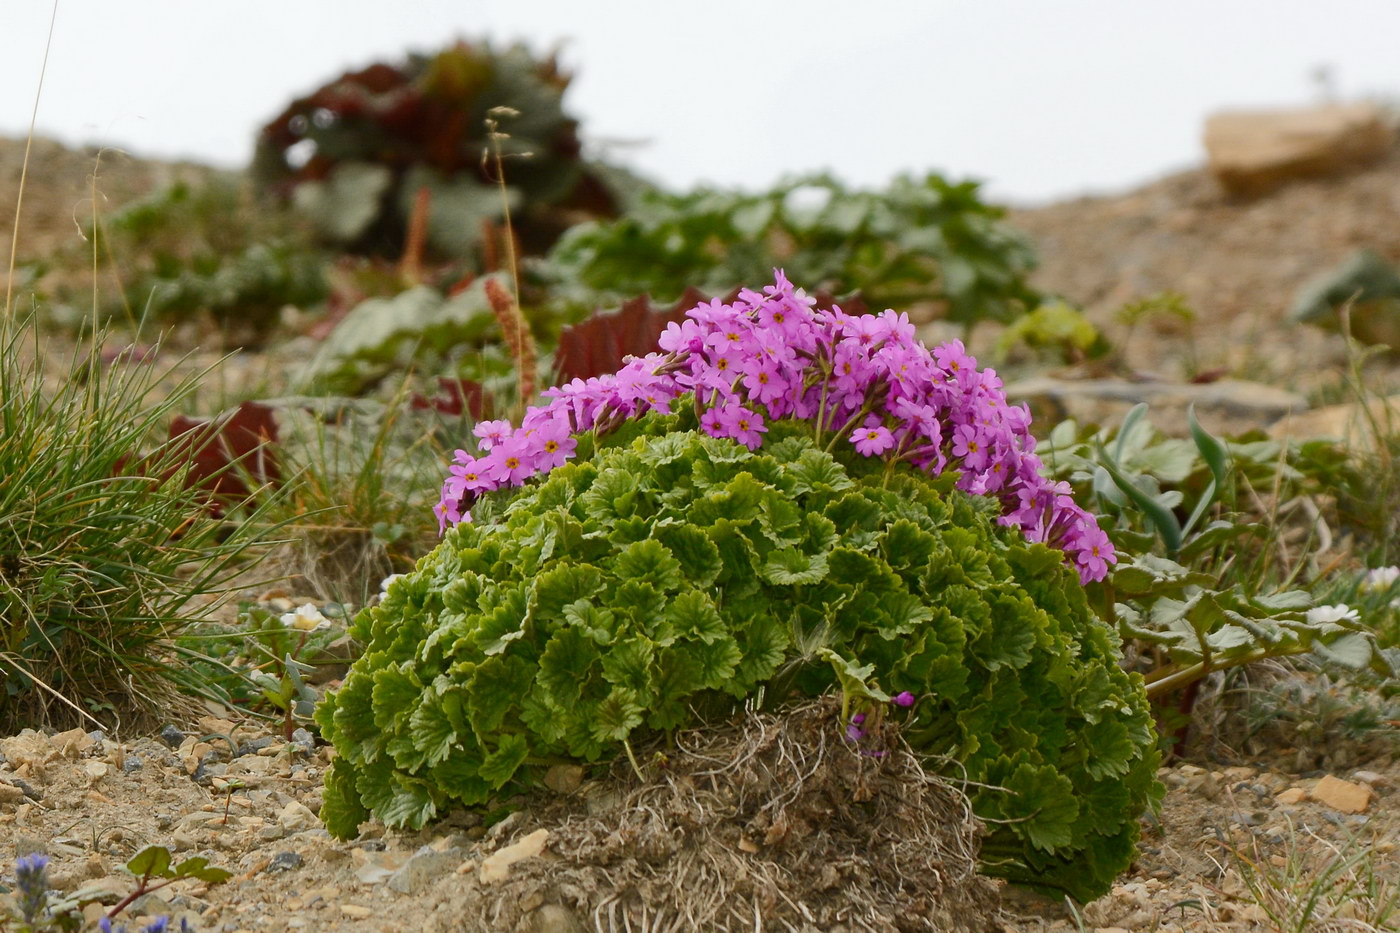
[541,173,1040,331]
[252,39,636,263]
[24,176,328,347]
[96,179,327,341]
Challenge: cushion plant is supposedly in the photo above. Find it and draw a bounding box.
[316,275,1160,901]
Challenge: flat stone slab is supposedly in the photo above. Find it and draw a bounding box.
[1005,376,1307,436]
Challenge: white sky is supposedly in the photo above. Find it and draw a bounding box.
[3,0,1397,205]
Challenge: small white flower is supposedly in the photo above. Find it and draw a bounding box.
[380,574,406,595]
[1305,603,1359,625]
[1362,566,1400,591]
[280,603,330,632]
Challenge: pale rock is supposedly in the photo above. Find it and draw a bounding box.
[84,761,109,783]
[1351,770,1387,788]
[197,716,239,738]
[486,809,524,841]
[480,828,550,884]
[428,834,463,852]
[170,831,199,852]
[277,800,320,833]
[51,728,96,758]
[45,867,83,892]
[179,810,232,829]
[0,731,54,769]
[127,893,173,916]
[521,904,586,933]
[340,904,374,919]
[228,755,274,776]
[1270,393,1400,453]
[1204,103,1394,197]
[1175,767,1220,800]
[1005,376,1306,437]
[13,835,44,857]
[387,845,462,894]
[543,764,584,795]
[1274,787,1307,805]
[1221,766,1257,783]
[352,850,406,885]
[1225,902,1271,924]
[1310,775,1372,813]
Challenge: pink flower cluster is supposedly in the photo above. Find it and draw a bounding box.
[436,273,1115,583]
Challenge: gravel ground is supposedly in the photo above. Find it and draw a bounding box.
[1,715,1394,932]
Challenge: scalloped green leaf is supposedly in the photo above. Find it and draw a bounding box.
[654,523,723,587]
[377,774,438,830]
[580,467,642,522]
[371,666,421,732]
[532,563,604,618]
[1002,761,1080,853]
[467,655,533,737]
[409,692,460,768]
[786,447,855,495]
[321,757,372,840]
[588,687,645,743]
[760,547,829,585]
[479,733,531,789]
[612,539,684,592]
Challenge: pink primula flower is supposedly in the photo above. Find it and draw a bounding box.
[852,421,895,457]
[433,272,1115,582]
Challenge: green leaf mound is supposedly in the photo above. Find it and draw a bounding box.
[316,420,1161,901]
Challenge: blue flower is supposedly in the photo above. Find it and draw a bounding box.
[14,853,50,924]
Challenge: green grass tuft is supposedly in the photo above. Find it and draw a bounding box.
[0,315,278,731]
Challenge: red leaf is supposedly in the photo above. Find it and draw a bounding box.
[165,402,281,512]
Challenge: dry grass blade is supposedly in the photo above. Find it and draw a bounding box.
[1224,816,1399,933]
[485,275,536,408]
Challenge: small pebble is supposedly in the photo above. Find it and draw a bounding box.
[122,755,144,773]
[9,777,41,801]
[237,736,278,758]
[268,851,304,872]
[159,724,186,748]
[290,728,317,756]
